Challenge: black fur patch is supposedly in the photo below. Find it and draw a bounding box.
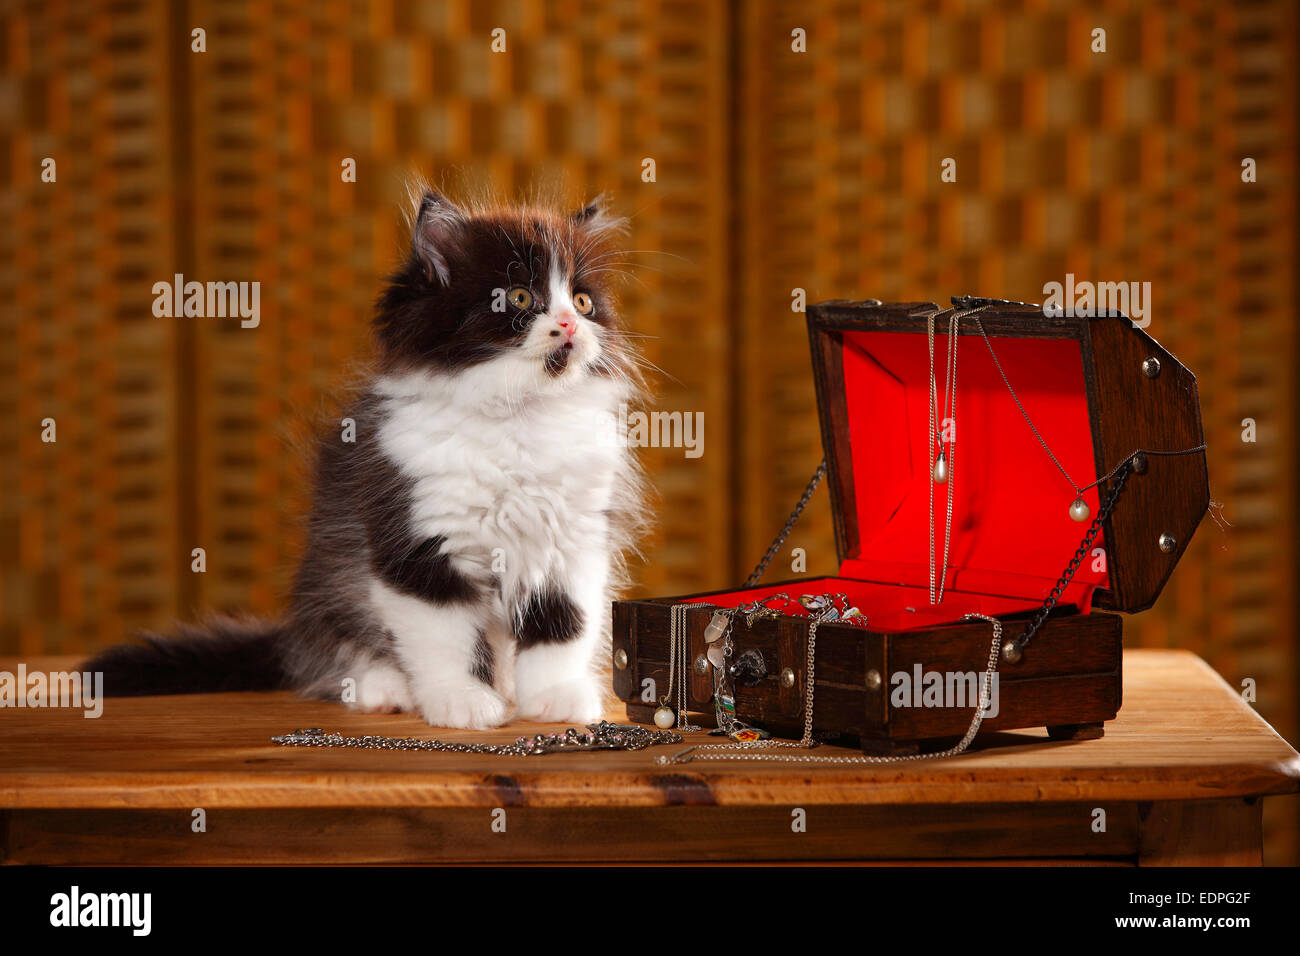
[470,629,495,685]
[515,589,585,648]
[375,533,479,604]
[349,416,480,605]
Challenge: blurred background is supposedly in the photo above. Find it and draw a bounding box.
[1,0,1295,861]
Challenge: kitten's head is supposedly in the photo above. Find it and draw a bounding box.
[374,188,641,399]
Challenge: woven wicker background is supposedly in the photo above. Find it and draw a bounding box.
[2,0,1296,861]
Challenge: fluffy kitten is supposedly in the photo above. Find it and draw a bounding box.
[84,188,648,729]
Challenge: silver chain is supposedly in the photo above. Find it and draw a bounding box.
[965,312,1209,497]
[271,721,683,755]
[926,306,989,603]
[657,613,1003,765]
[968,312,1085,496]
[743,461,827,588]
[927,308,958,604]
[667,603,706,731]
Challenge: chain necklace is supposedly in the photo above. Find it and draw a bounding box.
[271,721,683,755]
[966,312,1206,522]
[658,612,1003,765]
[742,461,827,588]
[928,308,959,484]
[966,312,1091,521]
[926,308,960,604]
[656,602,707,730]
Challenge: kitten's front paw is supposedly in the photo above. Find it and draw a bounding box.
[516,679,604,724]
[350,664,414,714]
[419,681,511,730]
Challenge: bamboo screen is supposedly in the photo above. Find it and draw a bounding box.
[2,0,1296,860]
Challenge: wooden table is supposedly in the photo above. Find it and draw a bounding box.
[1,649,1296,865]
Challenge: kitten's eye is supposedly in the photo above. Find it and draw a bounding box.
[506,287,534,310]
[573,292,594,315]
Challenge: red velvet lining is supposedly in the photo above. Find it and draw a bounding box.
[835,330,1105,608]
[697,328,1107,633]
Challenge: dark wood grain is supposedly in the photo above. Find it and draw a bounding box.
[810,300,1086,338]
[807,322,860,560]
[1137,798,1263,867]
[1083,315,1210,612]
[2,801,1141,864]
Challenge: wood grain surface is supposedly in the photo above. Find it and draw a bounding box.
[1,650,1296,812]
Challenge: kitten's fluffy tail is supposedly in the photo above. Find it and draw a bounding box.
[81,617,288,697]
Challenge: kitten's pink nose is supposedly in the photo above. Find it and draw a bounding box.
[555,316,578,339]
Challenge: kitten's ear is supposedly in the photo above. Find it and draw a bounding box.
[572,193,628,239]
[411,190,466,285]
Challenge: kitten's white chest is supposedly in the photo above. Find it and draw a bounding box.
[375,374,623,599]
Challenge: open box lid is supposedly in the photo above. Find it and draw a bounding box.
[806,298,1209,615]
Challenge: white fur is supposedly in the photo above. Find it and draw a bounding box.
[514,535,609,722]
[368,298,630,729]
[369,578,513,728]
[352,661,415,714]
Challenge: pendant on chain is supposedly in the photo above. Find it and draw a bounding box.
[932,450,949,484]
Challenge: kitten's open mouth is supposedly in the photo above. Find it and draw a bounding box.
[544,342,574,377]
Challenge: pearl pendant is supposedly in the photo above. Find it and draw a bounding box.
[1069,498,1090,522]
[653,705,675,728]
[932,451,949,484]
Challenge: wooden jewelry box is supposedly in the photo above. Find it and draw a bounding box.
[611,297,1209,754]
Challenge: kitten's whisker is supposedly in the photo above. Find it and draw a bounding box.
[621,357,678,385]
[581,269,650,292]
[585,248,687,262]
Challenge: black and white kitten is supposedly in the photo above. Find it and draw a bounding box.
[85,188,648,729]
